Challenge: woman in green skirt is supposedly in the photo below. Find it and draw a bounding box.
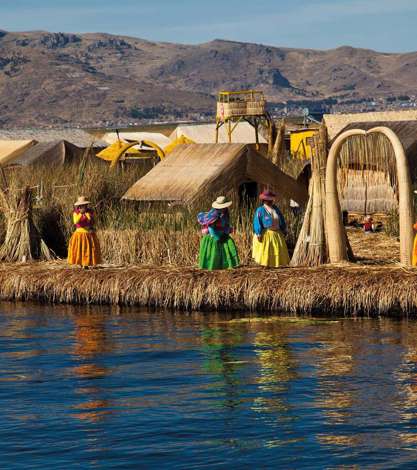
[197,196,240,270]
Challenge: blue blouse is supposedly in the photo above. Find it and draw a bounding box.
[253,205,286,236]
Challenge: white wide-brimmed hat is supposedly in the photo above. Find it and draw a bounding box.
[74,195,91,207]
[212,196,232,209]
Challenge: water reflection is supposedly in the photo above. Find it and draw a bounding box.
[394,321,417,446]
[310,323,356,447]
[3,305,417,467]
[71,314,112,423]
[201,326,246,409]
[251,327,297,416]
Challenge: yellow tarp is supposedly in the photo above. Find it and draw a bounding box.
[98,136,195,165]
[96,140,141,162]
[164,135,195,155]
[0,139,37,166]
[290,130,317,160]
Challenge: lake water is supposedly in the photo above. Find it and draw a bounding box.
[1,303,417,469]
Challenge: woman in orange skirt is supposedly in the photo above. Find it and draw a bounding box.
[413,220,417,267]
[68,196,101,267]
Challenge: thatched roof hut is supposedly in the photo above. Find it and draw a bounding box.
[323,110,417,140]
[329,120,417,214]
[0,139,37,166]
[122,143,308,206]
[0,128,106,149]
[5,140,84,167]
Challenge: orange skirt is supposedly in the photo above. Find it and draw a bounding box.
[68,231,101,267]
[413,235,417,267]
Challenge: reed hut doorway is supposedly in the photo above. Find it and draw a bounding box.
[325,127,414,266]
[239,181,258,206]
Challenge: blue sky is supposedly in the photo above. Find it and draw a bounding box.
[1,0,417,52]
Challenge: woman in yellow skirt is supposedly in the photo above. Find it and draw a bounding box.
[68,196,101,267]
[252,190,290,267]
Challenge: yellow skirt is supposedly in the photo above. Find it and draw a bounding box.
[252,229,290,267]
[68,231,101,267]
[413,235,417,266]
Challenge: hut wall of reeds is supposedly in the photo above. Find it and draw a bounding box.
[329,120,417,215]
[122,143,308,206]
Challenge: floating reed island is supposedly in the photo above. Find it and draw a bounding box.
[0,228,414,316]
[1,257,417,316]
[2,110,417,315]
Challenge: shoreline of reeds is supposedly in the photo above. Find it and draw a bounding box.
[2,260,417,316]
[0,150,410,316]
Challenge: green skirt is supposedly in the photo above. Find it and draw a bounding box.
[198,235,240,270]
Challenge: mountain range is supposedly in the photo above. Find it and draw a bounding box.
[1,30,417,127]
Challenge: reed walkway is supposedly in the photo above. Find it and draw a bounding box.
[1,259,416,315]
[0,229,413,315]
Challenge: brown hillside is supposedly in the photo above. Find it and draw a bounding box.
[0,31,416,127]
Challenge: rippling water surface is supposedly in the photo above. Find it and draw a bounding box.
[2,303,417,468]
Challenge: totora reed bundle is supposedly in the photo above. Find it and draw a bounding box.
[291,124,357,266]
[0,185,53,262]
[291,124,329,266]
[271,119,286,165]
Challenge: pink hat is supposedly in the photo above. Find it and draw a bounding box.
[259,190,276,201]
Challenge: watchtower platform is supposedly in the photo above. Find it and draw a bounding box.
[215,90,270,147]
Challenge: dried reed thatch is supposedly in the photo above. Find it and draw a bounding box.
[337,132,398,214]
[0,185,53,262]
[332,121,417,214]
[1,260,417,315]
[347,227,399,264]
[7,140,82,167]
[267,119,277,157]
[122,143,308,206]
[291,124,329,266]
[270,119,286,165]
[323,110,417,140]
[0,139,37,166]
[0,128,107,148]
[326,124,414,265]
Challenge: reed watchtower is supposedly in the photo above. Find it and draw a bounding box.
[215,90,270,147]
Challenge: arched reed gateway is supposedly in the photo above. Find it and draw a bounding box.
[328,121,417,214]
[326,126,414,266]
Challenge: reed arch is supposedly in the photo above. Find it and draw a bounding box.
[326,126,414,266]
[110,140,165,169]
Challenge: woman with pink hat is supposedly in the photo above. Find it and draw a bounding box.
[67,196,101,268]
[197,196,239,270]
[252,190,290,267]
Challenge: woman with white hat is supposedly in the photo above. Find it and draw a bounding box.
[68,196,101,267]
[252,190,290,267]
[197,196,239,270]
